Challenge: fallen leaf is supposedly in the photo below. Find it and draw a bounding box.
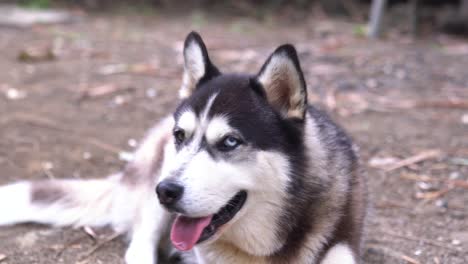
[18,46,56,62]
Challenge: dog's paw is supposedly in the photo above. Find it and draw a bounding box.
[125,245,156,264]
[320,243,356,264]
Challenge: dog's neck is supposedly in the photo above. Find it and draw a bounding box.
[196,240,268,264]
[194,201,336,264]
[195,231,330,264]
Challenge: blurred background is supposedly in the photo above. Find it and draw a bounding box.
[0,0,467,263]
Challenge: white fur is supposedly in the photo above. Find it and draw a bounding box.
[125,194,170,264]
[177,110,197,136]
[162,94,219,182]
[180,41,206,99]
[200,93,218,122]
[0,37,362,264]
[162,87,296,258]
[177,150,292,263]
[0,117,175,264]
[320,243,356,264]
[0,182,32,225]
[217,151,291,255]
[205,115,233,144]
[0,179,119,228]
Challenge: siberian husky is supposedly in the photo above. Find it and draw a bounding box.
[0,32,366,264]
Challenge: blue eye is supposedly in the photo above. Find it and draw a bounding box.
[219,135,242,151]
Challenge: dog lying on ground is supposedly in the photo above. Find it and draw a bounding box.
[0,32,367,264]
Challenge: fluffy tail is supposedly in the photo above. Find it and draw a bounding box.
[0,176,129,229]
[0,117,174,233]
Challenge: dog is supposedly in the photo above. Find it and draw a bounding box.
[0,32,366,264]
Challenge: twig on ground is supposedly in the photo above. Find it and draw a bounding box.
[400,173,436,182]
[83,226,98,242]
[384,150,442,172]
[400,172,468,199]
[78,233,121,263]
[401,173,468,188]
[401,255,422,264]
[380,231,465,253]
[366,244,420,264]
[78,84,134,100]
[375,200,410,209]
[78,137,123,155]
[388,99,468,110]
[415,187,454,200]
[97,63,179,78]
[450,157,468,166]
[413,99,468,109]
[453,180,468,189]
[0,113,71,132]
[1,112,125,155]
[55,235,91,259]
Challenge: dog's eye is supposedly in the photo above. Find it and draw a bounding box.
[173,128,186,144]
[218,135,242,151]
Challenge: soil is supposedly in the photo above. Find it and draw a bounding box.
[0,9,467,264]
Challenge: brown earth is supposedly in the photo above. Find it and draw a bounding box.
[0,9,467,264]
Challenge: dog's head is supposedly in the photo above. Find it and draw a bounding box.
[156,32,308,254]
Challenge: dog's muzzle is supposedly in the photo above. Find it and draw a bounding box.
[156,180,184,210]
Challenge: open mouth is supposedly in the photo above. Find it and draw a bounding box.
[170,191,247,251]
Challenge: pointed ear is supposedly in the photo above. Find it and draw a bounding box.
[256,45,308,120]
[179,31,220,99]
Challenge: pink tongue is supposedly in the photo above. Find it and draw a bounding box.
[171,215,213,251]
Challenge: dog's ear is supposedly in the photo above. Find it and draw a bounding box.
[179,31,220,99]
[256,45,307,120]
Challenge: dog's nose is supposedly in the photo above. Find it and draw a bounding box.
[156,181,184,206]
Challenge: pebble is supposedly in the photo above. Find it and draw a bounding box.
[417,181,434,191]
[383,64,393,75]
[414,249,422,256]
[435,199,448,208]
[395,69,407,79]
[113,95,125,105]
[365,78,378,89]
[461,113,468,124]
[82,151,92,160]
[5,88,27,100]
[449,171,460,180]
[128,138,138,148]
[119,151,134,162]
[41,161,54,170]
[451,239,461,246]
[146,88,157,98]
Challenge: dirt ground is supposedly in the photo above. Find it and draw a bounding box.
[0,9,467,264]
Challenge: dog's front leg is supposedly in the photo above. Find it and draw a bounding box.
[125,196,170,264]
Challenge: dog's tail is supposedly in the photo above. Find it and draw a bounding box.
[0,117,173,233]
[0,175,133,229]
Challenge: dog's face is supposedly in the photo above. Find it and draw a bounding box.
[157,32,308,254]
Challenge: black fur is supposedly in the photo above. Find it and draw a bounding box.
[170,32,366,263]
[183,31,221,89]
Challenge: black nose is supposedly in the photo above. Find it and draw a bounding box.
[156,181,184,206]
